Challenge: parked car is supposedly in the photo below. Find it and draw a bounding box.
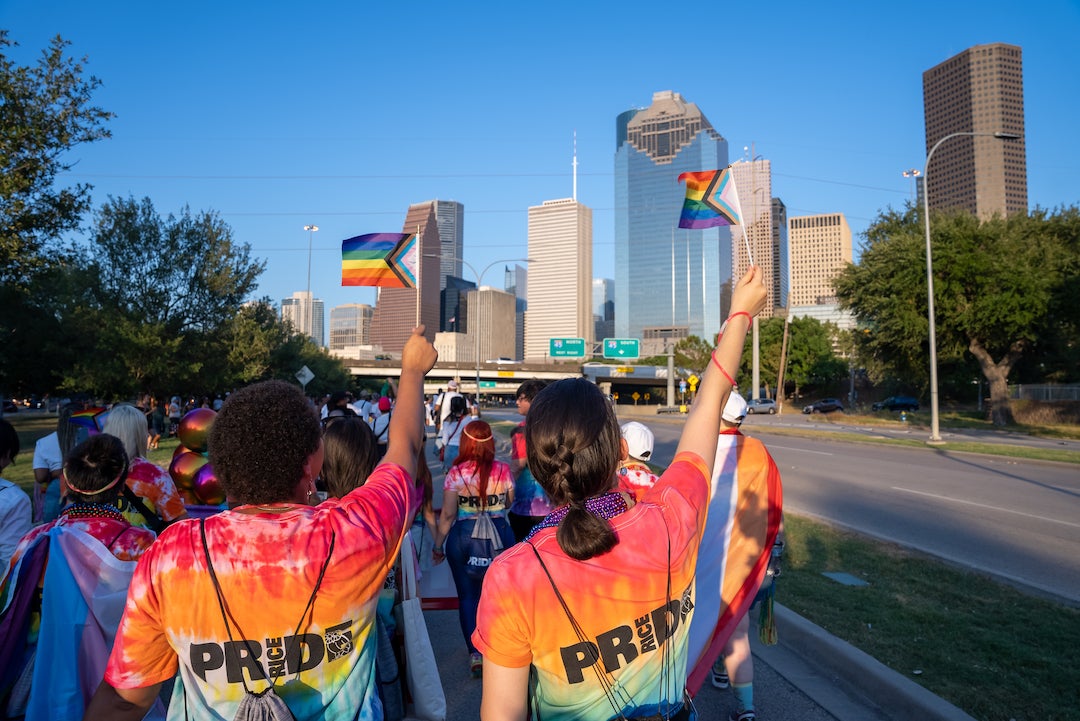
[872,396,920,412]
[802,398,844,414]
[2,400,18,414]
[745,398,777,415]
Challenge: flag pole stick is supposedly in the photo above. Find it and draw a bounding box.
[415,225,421,328]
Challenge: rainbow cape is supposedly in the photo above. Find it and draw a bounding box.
[685,430,783,695]
[341,233,418,288]
[678,167,744,229]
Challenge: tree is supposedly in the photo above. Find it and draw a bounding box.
[835,206,1080,425]
[0,32,113,293]
[674,335,712,374]
[60,196,266,397]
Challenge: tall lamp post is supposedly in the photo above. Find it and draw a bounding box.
[921,131,1021,443]
[304,225,319,344]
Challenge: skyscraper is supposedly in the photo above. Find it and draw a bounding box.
[467,286,517,362]
[922,43,1027,218]
[787,213,852,308]
[730,158,785,318]
[432,200,464,292]
[524,198,592,360]
[328,303,373,350]
[281,291,325,347]
[369,202,441,353]
[615,91,732,342]
[505,264,527,361]
[593,278,615,342]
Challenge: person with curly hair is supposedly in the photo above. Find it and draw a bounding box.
[433,420,515,677]
[473,268,767,721]
[86,327,439,721]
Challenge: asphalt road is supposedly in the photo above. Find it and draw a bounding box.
[607,410,1080,605]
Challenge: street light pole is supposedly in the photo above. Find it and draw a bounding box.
[304,225,319,345]
[921,130,1021,443]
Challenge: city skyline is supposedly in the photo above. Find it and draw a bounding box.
[4,2,1077,343]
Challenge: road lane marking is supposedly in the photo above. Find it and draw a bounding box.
[892,487,1080,529]
[768,445,834,456]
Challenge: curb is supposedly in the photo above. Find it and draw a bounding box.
[773,604,976,721]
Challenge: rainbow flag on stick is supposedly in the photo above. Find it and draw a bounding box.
[341,233,418,288]
[678,167,744,229]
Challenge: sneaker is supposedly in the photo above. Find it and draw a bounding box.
[729,711,756,721]
[711,667,730,689]
[470,652,483,678]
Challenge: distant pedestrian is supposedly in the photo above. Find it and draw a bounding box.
[616,421,660,501]
[506,379,551,541]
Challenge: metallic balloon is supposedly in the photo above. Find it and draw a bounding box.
[193,463,226,506]
[177,408,217,454]
[169,450,208,490]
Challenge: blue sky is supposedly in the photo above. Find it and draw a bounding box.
[4,0,1079,328]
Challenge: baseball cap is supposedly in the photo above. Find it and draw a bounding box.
[722,392,748,423]
[620,421,654,462]
[447,379,459,390]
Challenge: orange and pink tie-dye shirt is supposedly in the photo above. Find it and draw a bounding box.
[473,452,708,721]
[444,459,514,519]
[117,457,187,528]
[105,462,418,721]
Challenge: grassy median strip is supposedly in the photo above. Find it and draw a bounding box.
[780,514,1080,721]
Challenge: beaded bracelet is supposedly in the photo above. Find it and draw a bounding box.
[710,350,737,387]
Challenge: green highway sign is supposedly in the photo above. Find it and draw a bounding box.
[549,337,586,358]
[602,338,640,360]
[479,381,496,388]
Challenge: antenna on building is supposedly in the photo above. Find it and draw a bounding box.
[572,131,578,201]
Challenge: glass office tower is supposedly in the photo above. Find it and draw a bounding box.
[614,91,732,342]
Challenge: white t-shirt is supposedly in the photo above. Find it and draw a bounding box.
[0,478,32,571]
[438,391,462,425]
[32,432,63,473]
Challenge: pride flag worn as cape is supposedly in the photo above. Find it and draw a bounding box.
[678,167,744,229]
[685,430,783,695]
[341,233,418,288]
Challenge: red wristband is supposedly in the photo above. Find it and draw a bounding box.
[725,311,752,329]
[711,350,736,387]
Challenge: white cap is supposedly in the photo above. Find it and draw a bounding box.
[722,393,748,424]
[447,379,459,389]
[621,421,655,462]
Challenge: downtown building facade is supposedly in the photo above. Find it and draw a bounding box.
[524,198,593,360]
[730,159,787,318]
[369,202,442,354]
[787,213,855,330]
[922,43,1027,218]
[328,303,373,353]
[615,91,732,343]
[281,291,325,348]
[433,200,464,294]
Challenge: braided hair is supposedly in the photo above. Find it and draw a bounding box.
[524,378,622,560]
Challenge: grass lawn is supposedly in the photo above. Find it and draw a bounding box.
[781,514,1080,720]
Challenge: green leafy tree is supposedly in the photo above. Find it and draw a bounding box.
[674,335,712,374]
[62,196,265,397]
[835,206,1079,425]
[736,316,845,399]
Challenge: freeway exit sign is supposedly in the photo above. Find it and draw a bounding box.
[549,338,586,358]
[602,338,640,360]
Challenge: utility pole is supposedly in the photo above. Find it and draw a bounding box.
[776,315,791,413]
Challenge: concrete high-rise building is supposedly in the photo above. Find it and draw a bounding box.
[772,198,789,311]
[524,198,592,360]
[593,278,615,342]
[730,159,785,318]
[431,200,464,291]
[370,202,441,354]
[787,213,852,308]
[615,90,731,342]
[328,303,373,350]
[922,43,1027,218]
[281,291,325,347]
[467,286,517,362]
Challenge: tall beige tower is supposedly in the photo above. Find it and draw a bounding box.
[922,43,1027,218]
[466,286,518,362]
[787,213,852,307]
[524,198,593,360]
[730,159,781,317]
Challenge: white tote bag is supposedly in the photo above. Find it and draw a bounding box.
[398,533,447,721]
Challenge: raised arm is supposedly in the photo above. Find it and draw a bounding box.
[675,266,767,469]
[381,327,438,475]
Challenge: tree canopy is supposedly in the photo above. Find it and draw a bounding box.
[835,205,1080,425]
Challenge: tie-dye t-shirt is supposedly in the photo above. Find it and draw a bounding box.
[116,457,187,529]
[615,462,660,502]
[104,462,418,721]
[509,422,555,517]
[473,452,708,721]
[444,459,514,519]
